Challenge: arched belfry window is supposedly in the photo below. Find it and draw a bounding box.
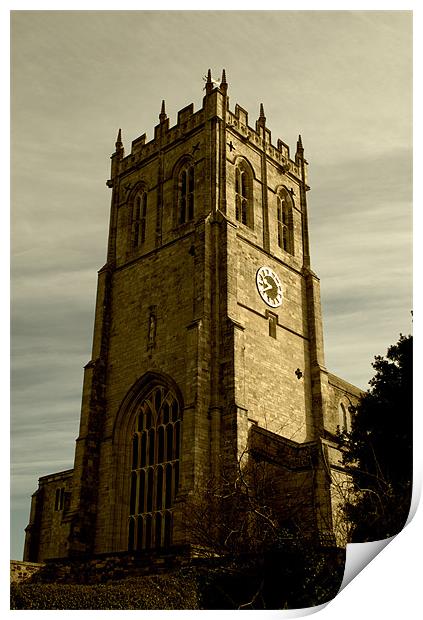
[235,160,253,228]
[177,162,195,225]
[277,188,294,255]
[132,191,147,249]
[128,385,181,552]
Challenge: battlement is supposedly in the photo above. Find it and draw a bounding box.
[226,104,301,178]
[120,102,205,174]
[111,71,305,181]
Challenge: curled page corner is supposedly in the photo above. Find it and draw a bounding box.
[339,478,421,594]
[276,601,330,618]
[214,601,331,619]
[338,536,395,593]
[275,536,400,617]
[405,479,421,526]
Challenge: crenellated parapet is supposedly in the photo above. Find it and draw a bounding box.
[108,70,307,186]
[110,107,206,180]
[226,104,304,182]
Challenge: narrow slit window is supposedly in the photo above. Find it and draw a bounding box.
[54,487,65,511]
[59,488,65,510]
[140,193,147,244]
[339,402,351,433]
[132,191,147,249]
[178,164,195,225]
[269,315,277,339]
[277,189,294,255]
[54,489,60,511]
[235,162,253,228]
[133,197,140,248]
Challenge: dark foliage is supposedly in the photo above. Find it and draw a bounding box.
[11,548,345,610]
[196,546,345,610]
[179,442,345,608]
[11,571,201,610]
[341,334,413,541]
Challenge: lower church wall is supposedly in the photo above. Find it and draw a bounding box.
[326,374,362,435]
[329,467,353,547]
[24,470,73,563]
[17,550,192,585]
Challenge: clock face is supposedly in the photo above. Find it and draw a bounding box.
[256,266,283,308]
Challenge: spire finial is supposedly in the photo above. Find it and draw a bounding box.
[205,68,213,95]
[256,103,266,131]
[159,100,167,123]
[296,134,304,163]
[220,68,228,95]
[113,128,124,160]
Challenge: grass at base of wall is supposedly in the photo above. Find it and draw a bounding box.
[11,571,201,610]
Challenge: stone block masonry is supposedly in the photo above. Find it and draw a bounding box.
[23,71,361,564]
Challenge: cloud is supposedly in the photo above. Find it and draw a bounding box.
[305,146,412,390]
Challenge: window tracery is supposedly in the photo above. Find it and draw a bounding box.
[128,385,181,551]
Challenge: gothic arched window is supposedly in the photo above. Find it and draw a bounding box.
[235,161,253,228]
[132,191,147,249]
[276,188,294,255]
[128,385,181,552]
[178,163,195,225]
[338,402,351,433]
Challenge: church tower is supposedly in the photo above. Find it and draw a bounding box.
[24,72,360,562]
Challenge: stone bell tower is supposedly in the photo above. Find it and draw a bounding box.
[24,70,361,563]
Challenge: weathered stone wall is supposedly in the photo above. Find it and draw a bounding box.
[90,110,216,555]
[327,373,362,436]
[14,552,190,585]
[95,229,211,553]
[249,426,320,538]
[234,239,312,442]
[324,376,362,546]
[10,560,45,584]
[24,469,73,562]
[223,108,313,452]
[24,80,360,562]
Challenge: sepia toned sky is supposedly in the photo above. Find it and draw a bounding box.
[10,10,412,560]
